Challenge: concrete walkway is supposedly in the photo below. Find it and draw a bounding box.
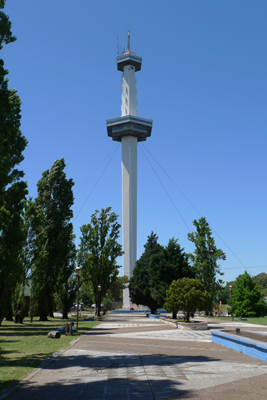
[4,314,267,400]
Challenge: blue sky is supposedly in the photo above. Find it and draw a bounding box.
[3,1,267,283]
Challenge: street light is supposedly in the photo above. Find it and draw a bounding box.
[98,284,101,318]
[76,266,82,333]
[229,285,234,321]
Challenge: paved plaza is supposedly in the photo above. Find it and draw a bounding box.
[3,314,267,400]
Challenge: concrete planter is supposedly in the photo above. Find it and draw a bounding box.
[177,321,208,330]
[211,330,267,362]
[160,317,207,330]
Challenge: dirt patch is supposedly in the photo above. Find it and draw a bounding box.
[224,330,267,343]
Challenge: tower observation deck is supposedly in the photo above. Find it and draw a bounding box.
[107,33,152,309]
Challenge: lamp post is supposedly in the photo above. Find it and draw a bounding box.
[76,266,82,333]
[229,285,234,321]
[98,284,101,318]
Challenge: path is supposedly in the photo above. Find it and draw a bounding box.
[4,314,267,400]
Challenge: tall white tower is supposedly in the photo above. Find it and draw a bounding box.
[107,33,152,308]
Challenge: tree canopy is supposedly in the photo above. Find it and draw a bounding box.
[164,278,210,321]
[252,272,267,295]
[30,159,75,321]
[187,217,225,314]
[78,207,123,316]
[129,234,194,313]
[0,1,28,324]
[229,271,267,318]
[148,238,194,308]
[129,232,163,314]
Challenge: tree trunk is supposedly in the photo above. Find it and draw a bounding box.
[39,315,48,321]
[186,312,190,323]
[172,311,177,319]
[5,311,13,321]
[14,315,23,323]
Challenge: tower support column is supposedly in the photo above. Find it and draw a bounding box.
[121,135,137,309]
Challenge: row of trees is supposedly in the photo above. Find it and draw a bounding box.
[129,217,226,316]
[0,3,125,324]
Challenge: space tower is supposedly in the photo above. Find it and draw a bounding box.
[107,33,152,308]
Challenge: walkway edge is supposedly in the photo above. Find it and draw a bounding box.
[0,336,84,400]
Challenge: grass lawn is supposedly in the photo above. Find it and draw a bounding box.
[0,315,100,393]
[212,315,267,325]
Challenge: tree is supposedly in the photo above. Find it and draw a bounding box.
[252,273,267,295]
[148,238,195,308]
[108,275,129,303]
[229,271,267,318]
[30,159,75,321]
[80,280,94,308]
[54,269,77,319]
[187,217,225,314]
[0,1,28,324]
[129,232,163,314]
[164,278,210,321]
[78,207,123,317]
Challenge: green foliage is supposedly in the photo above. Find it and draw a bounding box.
[0,2,16,50]
[129,232,163,313]
[229,271,267,318]
[78,207,123,316]
[164,278,210,321]
[187,217,225,313]
[109,275,129,302]
[253,272,267,295]
[80,280,94,308]
[30,159,75,321]
[102,298,113,315]
[12,283,29,323]
[129,234,194,313]
[148,238,195,308]
[54,277,77,319]
[0,2,28,324]
[214,284,230,304]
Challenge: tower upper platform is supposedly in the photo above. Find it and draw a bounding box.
[117,53,142,72]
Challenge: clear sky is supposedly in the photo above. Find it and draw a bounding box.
[3,0,267,283]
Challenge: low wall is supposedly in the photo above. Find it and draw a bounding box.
[211,330,267,363]
[177,321,208,330]
[160,317,207,330]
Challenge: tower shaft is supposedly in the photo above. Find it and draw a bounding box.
[121,136,137,308]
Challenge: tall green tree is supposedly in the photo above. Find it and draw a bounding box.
[0,1,28,324]
[229,271,267,318]
[129,232,163,314]
[54,242,77,319]
[164,278,210,321]
[187,217,225,314]
[12,199,35,323]
[30,159,75,321]
[78,207,123,317]
[148,238,195,308]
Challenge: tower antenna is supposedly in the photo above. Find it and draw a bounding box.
[127,30,131,52]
